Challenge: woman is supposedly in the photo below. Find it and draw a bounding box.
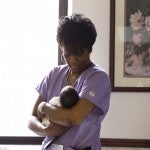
[28,13,111,150]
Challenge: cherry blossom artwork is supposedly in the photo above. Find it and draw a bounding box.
[109,0,150,91]
[125,0,150,77]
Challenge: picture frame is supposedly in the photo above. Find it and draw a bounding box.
[109,0,150,92]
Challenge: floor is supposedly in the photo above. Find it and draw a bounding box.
[0,145,39,150]
[102,148,150,150]
[0,145,150,150]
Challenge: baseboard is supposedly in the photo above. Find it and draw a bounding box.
[101,138,150,148]
[0,137,150,148]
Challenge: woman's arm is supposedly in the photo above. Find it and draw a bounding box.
[38,98,95,126]
[28,95,69,136]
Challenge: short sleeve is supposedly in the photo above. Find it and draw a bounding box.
[36,76,50,101]
[79,71,111,115]
[36,68,55,101]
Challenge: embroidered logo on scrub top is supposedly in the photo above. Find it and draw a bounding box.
[89,91,95,97]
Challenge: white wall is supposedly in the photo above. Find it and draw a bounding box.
[72,0,150,139]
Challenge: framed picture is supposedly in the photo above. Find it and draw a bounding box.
[109,0,150,92]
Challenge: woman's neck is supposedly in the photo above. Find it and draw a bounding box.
[66,70,80,86]
[66,61,93,86]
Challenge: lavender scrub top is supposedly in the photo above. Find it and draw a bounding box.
[36,62,111,150]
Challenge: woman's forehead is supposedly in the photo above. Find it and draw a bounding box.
[60,45,86,56]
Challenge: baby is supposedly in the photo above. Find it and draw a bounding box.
[42,85,79,126]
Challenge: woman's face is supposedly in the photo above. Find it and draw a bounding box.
[60,46,91,74]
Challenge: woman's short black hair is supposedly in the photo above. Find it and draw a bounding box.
[57,13,97,55]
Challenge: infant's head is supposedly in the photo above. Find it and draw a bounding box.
[60,86,79,108]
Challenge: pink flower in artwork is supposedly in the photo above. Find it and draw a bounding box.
[130,54,143,67]
[129,10,144,30]
[132,32,142,46]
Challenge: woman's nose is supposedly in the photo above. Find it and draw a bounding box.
[69,55,78,63]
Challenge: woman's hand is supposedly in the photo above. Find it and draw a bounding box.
[37,101,47,120]
[38,101,47,114]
